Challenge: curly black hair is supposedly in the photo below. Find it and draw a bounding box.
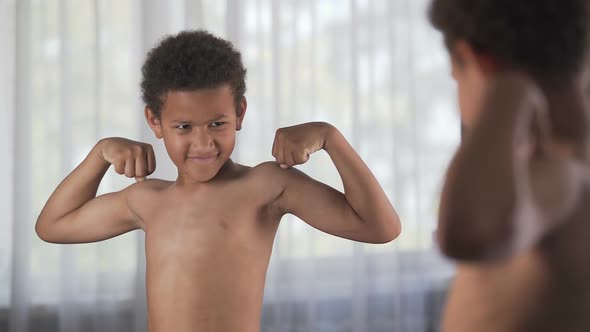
[141,30,247,117]
[429,0,590,82]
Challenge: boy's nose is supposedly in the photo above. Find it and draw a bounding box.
[191,128,215,149]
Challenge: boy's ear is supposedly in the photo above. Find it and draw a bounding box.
[145,107,163,139]
[235,98,247,131]
[453,39,501,76]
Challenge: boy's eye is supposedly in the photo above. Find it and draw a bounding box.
[210,122,225,128]
[175,124,192,130]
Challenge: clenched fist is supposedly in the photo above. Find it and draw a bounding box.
[272,122,334,168]
[97,137,156,181]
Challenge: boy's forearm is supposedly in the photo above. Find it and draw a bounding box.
[438,74,542,260]
[37,141,110,225]
[439,111,517,260]
[323,125,401,240]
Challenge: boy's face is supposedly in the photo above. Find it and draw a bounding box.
[146,85,246,183]
[450,40,496,130]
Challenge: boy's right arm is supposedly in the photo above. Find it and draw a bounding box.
[35,138,155,244]
[438,72,584,261]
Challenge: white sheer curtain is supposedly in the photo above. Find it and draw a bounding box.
[1,0,459,331]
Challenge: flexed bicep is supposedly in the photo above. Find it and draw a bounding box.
[274,165,391,243]
[36,189,141,244]
[269,122,399,244]
[35,138,156,244]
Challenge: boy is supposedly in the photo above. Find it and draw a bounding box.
[35,30,401,331]
[429,0,590,331]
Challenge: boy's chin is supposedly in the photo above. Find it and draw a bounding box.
[191,167,223,182]
[185,160,229,182]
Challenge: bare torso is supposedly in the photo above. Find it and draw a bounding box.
[443,188,590,332]
[127,163,282,332]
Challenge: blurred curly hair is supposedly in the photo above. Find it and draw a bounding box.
[429,0,590,82]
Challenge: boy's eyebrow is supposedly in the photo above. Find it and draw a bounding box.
[206,114,229,122]
[170,114,229,124]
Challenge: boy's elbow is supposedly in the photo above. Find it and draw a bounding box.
[437,235,489,261]
[36,228,64,244]
[35,219,52,243]
[437,219,514,262]
[370,217,402,244]
[35,217,61,244]
[35,220,50,242]
[438,241,511,262]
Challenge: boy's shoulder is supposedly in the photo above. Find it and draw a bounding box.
[213,161,283,182]
[250,161,283,174]
[119,178,173,226]
[242,161,297,193]
[233,161,284,186]
[248,161,303,182]
[130,178,173,190]
[123,178,173,199]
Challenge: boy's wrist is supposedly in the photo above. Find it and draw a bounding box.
[93,139,111,166]
[320,122,340,152]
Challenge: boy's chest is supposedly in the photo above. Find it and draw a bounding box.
[142,188,279,250]
[146,194,258,233]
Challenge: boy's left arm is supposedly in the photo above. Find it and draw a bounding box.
[271,122,401,243]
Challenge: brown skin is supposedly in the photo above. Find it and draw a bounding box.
[35,84,401,332]
[439,40,590,331]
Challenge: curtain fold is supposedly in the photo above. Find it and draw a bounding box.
[2,1,458,331]
[10,0,33,331]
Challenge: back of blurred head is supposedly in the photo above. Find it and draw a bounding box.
[429,0,590,137]
[429,0,590,84]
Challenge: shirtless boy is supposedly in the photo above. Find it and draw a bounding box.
[35,30,401,331]
[429,0,590,331]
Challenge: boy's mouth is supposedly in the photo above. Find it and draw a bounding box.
[187,154,219,164]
